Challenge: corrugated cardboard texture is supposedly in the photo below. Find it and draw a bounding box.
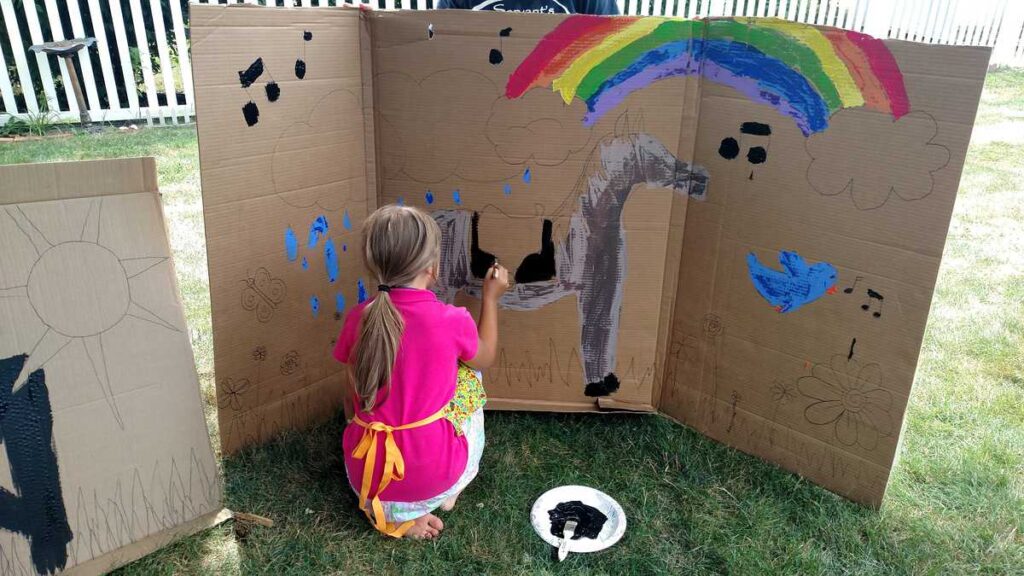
[367,10,697,409]
[660,30,990,506]
[191,6,370,453]
[0,158,223,575]
[192,8,989,505]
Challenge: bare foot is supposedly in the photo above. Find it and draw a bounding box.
[403,513,444,539]
[440,491,462,512]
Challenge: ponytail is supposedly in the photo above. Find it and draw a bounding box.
[351,205,441,413]
[353,290,404,412]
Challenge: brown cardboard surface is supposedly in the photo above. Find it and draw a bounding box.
[191,5,369,454]
[192,7,989,504]
[660,32,990,505]
[368,10,697,408]
[0,158,224,574]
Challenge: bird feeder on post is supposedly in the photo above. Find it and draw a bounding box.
[29,38,96,125]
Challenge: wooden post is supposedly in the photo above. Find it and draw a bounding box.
[62,54,90,124]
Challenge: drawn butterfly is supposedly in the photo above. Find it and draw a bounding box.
[240,267,287,323]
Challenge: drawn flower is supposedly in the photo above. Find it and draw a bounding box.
[252,346,267,362]
[770,380,797,405]
[218,378,252,411]
[702,313,723,337]
[798,355,893,450]
[280,351,301,376]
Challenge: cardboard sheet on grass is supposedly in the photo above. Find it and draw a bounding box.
[0,158,225,576]
[191,6,989,506]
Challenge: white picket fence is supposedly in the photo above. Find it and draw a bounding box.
[1,0,1023,127]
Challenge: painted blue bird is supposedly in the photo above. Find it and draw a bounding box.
[746,250,838,313]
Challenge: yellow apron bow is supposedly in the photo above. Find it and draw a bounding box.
[351,407,447,538]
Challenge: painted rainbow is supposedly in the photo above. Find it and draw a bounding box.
[505,16,910,136]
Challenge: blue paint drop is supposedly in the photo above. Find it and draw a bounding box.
[425,190,434,205]
[285,226,298,261]
[523,168,532,183]
[342,243,348,252]
[311,295,320,317]
[503,183,512,197]
[325,238,339,283]
[307,215,329,248]
[397,196,405,206]
[302,257,309,270]
[357,279,368,304]
[453,190,462,205]
[343,210,353,231]
[335,292,346,314]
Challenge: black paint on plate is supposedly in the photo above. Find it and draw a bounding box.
[549,500,608,540]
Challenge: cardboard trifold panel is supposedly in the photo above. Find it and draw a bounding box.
[191,6,989,506]
[0,158,225,576]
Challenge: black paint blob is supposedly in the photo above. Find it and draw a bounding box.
[515,219,556,284]
[265,81,281,102]
[470,212,497,279]
[747,146,768,164]
[0,355,73,574]
[295,59,307,79]
[740,121,772,136]
[303,30,313,41]
[585,373,620,397]
[549,501,608,540]
[718,137,740,160]
[500,27,512,37]
[238,57,264,88]
[242,101,259,127]
[489,48,504,66]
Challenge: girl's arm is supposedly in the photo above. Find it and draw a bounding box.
[467,263,509,369]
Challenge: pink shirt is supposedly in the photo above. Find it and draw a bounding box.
[333,287,479,502]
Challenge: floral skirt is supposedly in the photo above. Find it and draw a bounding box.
[353,363,486,523]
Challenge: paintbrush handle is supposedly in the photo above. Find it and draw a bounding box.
[557,521,576,561]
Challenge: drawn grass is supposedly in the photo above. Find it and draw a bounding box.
[1,69,1021,574]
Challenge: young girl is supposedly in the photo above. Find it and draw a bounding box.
[333,205,509,539]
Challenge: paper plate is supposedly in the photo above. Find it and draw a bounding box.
[530,485,626,554]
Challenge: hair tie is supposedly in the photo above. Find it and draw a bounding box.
[377,284,391,293]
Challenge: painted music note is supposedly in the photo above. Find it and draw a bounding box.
[718,122,772,180]
[490,27,512,66]
[861,288,884,318]
[296,29,312,79]
[843,275,864,294]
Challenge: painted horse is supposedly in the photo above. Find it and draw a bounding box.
[432,131,709,396]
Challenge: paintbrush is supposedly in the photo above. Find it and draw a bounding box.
[557,520,576,562]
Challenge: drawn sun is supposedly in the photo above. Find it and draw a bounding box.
[0,198,179,429]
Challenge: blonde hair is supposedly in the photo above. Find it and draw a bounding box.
[354,205,441,412]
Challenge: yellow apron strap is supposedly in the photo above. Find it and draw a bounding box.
[351,407,447,537]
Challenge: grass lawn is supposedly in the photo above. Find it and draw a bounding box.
[2,70,1022,575]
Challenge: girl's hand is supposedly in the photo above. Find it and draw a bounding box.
[482,263,510,303]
